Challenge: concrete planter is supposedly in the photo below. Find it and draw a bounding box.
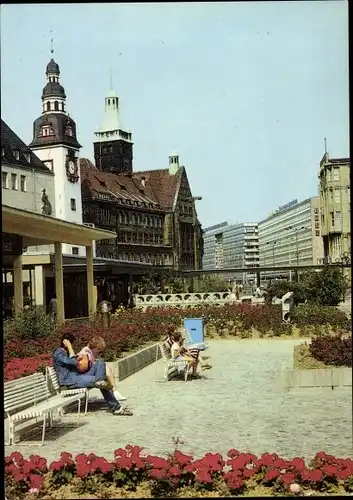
[283,367,352,389]
[106,343,162,382]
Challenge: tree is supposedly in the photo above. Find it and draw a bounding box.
[302,266,346,306]
[265,280,307,306]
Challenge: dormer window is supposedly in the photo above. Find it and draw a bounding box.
[24,152,30,162]
[65,126,73,137]
[1,147,4,157]
[40,125,54,137]
[13,150,20,160]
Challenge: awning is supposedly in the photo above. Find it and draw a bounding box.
[2,205,116,247]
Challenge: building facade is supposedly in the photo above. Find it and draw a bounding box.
[81,89,203,271]
[203,222,259,283]
[2,119,55,214]
[319,153,350,262]
[258,197,324,280]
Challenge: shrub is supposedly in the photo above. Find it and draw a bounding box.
[291,304,351,331]
[265,280,308,306]
[5,446,353,499]
[302,266,347,306]
[4,308,54,342]
[309,335,352,367]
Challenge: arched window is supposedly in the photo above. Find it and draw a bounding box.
[107,99,110,105]
[46,102,51,111]
[54,101,59,111]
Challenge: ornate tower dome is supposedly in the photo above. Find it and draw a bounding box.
[29,57,81,149]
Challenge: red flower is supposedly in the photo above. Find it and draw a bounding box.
[173,450,193,466]
[169,466,181,476]
[146,456,169,469]
[49,461,63,472]
[264,468,281,482]
[310,469,323,482]
[29,474,45,490]
[243,469,255,479]
[98,461,114,474]
[150,468,166,479]
[323,464,338,478]
[60,452,74,465]
[280,472,296,485]
[227,449,240,458]
[115,457,133,470]
[226,474,244,491]
[196,470,212,483]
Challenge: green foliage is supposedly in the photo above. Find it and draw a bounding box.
[302,266,347,306]
[136,273,161,294]
[291,304,351,331]
[265,280,307,306]
[266,266,347,307]
[4,308,54,341]
[193,276,229,292]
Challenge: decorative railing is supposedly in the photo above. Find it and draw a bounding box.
[134,292,234,309]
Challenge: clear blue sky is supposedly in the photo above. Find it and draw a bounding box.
[1,2,349,227]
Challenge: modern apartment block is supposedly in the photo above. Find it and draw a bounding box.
[319,153,350,262]
[202,221,259,283]
[258,197,324,280]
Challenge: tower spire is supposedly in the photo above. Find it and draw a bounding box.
[50,28,54,55]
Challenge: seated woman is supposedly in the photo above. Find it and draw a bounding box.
[53,333,132,416]
[78,336,126,401]
[171,332,212,374]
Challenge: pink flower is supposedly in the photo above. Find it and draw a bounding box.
[29,474,45,491]
[264,468,281,482]
[197,470,212,483]
[310,469,323,482]
[322,464,338,478]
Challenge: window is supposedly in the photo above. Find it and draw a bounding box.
[334,187,340,203]
[315,230,320,236]
[13,150,20,160]
[11,173,18,190]
[54,101,59,111]
[333,167,340,181]
[20,175,26,192]
[335,211,341,225]
[314,208,319,214]
[1,147,5,157]
[330,212,334,227]
[72,247,79,255]
[62,103,65,112]
[70,198,76,211]
[327,168,331,182]
[329,189,333,203]
[46,102,51,111]
[2,171,8,189]
[24,152,30,162]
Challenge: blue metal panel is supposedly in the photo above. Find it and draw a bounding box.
[184,318,204,344]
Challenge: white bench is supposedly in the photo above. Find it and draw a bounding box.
[4,372,84,446]
[46,366,127,415]
[159,343,191,382]
[46,366,90,415]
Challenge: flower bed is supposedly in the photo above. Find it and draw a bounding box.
[5,446,353,499]
[5,303,351,382]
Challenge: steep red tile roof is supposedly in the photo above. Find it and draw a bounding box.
[133,167,183,211]
[80,158,162,210]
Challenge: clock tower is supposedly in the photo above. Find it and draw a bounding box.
[29,55,83,255]
[93,89,133,174]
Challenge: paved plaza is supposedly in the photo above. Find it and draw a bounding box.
[5,339,352,462]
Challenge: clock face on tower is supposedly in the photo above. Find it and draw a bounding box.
[66,150,78,182]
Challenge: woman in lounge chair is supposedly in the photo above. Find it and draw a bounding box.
[53,333,132,416]
[171,332,212,372]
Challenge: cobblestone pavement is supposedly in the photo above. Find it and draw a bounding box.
[5,339,352,463]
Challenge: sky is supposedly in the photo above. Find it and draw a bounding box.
[1,2,349,228]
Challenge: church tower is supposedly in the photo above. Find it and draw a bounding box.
[93,88,133,174]
[29,55,83,255]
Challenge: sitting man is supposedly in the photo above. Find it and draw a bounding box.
[53,333,132,416]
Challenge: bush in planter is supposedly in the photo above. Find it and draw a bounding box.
[302,266,347,306]
[309,334,352,367]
